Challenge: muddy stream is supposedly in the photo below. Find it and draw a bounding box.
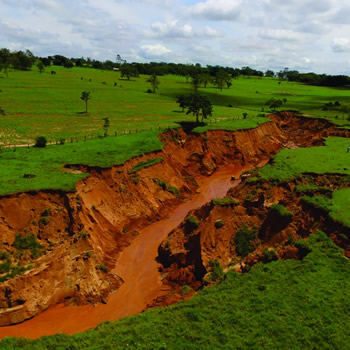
[0,165,249,339]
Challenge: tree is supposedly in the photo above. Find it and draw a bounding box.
[179,93,213,122]
[147,73,160,93]
[265,70,275,78]
[35,136,47,148]
[200,73,213,88]
[0,107,5,116]
[80,91,91,113]
[103,117,110,136]
[191,73,201,92]
[11,50,35,70]
[214,70,232,91]
[120,64,139,80]
[339,105,350,119]
[265,98,283,111]
[37,61,45,73]
[176,95,190,112]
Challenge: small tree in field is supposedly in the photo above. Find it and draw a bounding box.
[0,107,5,116]
[80,91,91,113]
[35,136,47,148]
[179,93,213,122]
[265,97,283,111]
[103,117,110,137]
[147,73,160,93]
[37,61,45,73]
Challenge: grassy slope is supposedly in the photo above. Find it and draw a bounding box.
[1,68,350,144]
[258,137,350,228]
[302,188,350,228]
[259,137,350,181]
[1,232,349,349]
[0,130,163,195]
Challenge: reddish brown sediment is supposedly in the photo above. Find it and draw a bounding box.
[0,112,348,338]
[0,165,248,339]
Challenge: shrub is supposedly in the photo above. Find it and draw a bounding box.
[96,264,108,273]
[41,208,51,217]
[234,225,258,257]
[35,136,47,148]
[0,251,9,260]
[185,216,199,232]
[270,204,293,218]
[181,285,193,296]
[211,197,239,207]
[132,177,139,185]
[13,233,43,259]
[40,216,50,226]
[208,260,224,282]
[78,231,88,240]
[0,260,11,273]
[263,248,278,263]
[167,185,180,195]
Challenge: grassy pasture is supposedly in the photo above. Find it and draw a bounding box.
[0,67,350,145]
[0,130,163,195]
[2,232,350,349]
[259,137,350,181]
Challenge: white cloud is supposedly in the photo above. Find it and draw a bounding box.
[140,44,171,58]
[189,0,242,21]
[149,20,221,39]
[259,29,303,42]
[332,38,350,52]
[0,0,350,73]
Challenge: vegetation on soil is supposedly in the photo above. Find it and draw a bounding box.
[2,232,350,349]
[234,225,259,258]
[259,137,350,182]
[302,188,350,228]
[1,66,350,145]
[211,197,239,207]
[0,130,164,195]
[128,157,164,174]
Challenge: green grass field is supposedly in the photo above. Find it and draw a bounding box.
[1,232,349,349]
[0,130,164,195]
[1,67,350,145]
[302,188,350,229]
[259,137,350,182]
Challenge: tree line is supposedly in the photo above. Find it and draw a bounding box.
[1,48,350,88]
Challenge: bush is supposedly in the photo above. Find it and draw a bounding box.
[35,136,47,148]
[185,216,199,232]
[40,216,50,226]
[270,204,293,218]
[96,264,108,273]
[208,260,224,282]
[167,185,180,195]
[211,197,239,207]
[181,285,193,296]
[234,225,258,257]
[263,248,278,263]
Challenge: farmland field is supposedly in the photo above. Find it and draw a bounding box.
[1,66,350,145]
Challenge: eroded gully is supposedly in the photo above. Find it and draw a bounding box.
[0,164,252,339]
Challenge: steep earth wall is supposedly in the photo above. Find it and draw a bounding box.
[0,112,348,325]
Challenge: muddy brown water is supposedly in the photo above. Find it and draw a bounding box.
[0,165,250,340]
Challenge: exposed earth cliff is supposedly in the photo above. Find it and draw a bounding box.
[0,112,348,326]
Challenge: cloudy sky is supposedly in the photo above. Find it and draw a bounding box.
[0,0,349,74]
